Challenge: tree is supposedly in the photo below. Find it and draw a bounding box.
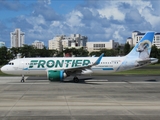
[100,49,116,56]
[123,42,131,55]
[48,49,58,57]
[89,51,101,56]
[115,45,123,56]
[10,47,20,59]
[19,44,35,57]
[0,47,8,65]
[63,48,73,56]
[63,47,89,57]
[71,48,79,56]
[150,45,160,63]
[56,51,64,57]
[35,46,50,57]
[150,45,158,58]
[77,47,89,57]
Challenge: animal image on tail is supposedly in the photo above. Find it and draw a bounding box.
[136,40,151,60]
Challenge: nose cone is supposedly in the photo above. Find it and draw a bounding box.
[1,66,5,73]
[1,66,8,74]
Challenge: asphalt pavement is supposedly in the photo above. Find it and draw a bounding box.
[0,75,160,120]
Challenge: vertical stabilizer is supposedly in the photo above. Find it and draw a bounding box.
[116,31,155,72]
[127,32,155,60]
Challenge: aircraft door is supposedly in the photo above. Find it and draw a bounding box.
[19,60,28,75]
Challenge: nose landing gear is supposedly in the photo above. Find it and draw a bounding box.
[21,75,25,82]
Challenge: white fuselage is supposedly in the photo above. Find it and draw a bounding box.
[1,56,139,76]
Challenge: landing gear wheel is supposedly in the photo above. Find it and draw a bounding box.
[73,77,79,83]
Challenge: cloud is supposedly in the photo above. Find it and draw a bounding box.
[1,0,160,47]
[150,0,160,14]
[0,20,10,44]
[44,0,51,5]
[0,0,25,11]
[125,9,144,23]
[32,0,62,21]
[51,21,61,27]
[98,7,125,21]
[26,15,46,26]
[141,7,160,29]
[66,10,84,27]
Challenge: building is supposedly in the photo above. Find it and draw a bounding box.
[48,34,88,51]
[127,31,160,49]
[86,40,119,53]
[126,37,133,47]
[48,35,63,51]
[0,41,5,48]
[62,34,88,49]
[153,33,160,49]
[32,40,44,49]
[10,28,25,48]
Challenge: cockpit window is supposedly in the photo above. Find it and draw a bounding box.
[8,62,14,65]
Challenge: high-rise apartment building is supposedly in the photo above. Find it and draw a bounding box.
[48,34,88,51]
[48,35,63,51]
[10,28,25,48]
[62,34,87,48]
[32,40,44,49]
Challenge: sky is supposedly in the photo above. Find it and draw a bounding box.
[0,0,160,47]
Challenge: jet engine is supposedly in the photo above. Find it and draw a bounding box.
[47,70,67,81]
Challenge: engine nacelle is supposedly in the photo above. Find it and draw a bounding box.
[47,70,67,82]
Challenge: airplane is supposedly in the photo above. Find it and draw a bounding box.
[1,32,158,83]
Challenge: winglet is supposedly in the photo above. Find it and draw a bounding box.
[93,53,104,65]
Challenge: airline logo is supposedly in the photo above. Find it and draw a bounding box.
[29,59,91,68]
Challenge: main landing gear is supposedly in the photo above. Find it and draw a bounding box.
[73,76,79,83]
[21,75,25,83]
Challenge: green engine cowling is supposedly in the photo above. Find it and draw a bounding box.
[47,70,67,81]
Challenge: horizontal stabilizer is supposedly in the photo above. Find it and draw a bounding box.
[136,58,158,64]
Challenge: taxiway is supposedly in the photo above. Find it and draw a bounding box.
[0,75,160,120]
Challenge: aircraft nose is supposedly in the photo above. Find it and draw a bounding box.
[1,66,4,72]
[1,66,7,74]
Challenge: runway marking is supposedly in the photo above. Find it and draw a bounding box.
[6,83,50,84]
[85,80,108,82]
[86,81,160,84]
